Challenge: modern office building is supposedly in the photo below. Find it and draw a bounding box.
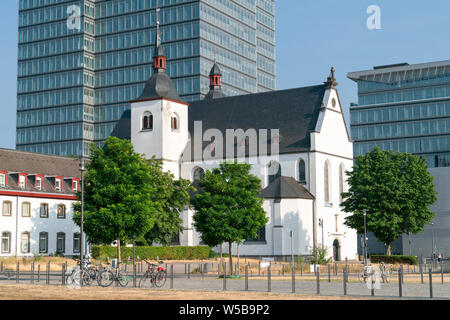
[348,61,450,258]
[16,0,276,157]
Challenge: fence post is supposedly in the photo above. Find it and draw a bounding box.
[268,263,271,292]
[31,262,34,284]
[223,265,227,291]
[188,264,190,279]
[420,263,424,284]
[46,262,50,285]
[245,265,248,291]
[328,264,331,283]
[429,268,433,299]
[400,265,403,284]
[316,266,320,295]
[0,261,3,273]
[398,267,403,297]
[37,265,40,282]
[343,266,347,296]
[16,262,19,283]
[291,264,295,293]
[61,263,65,286]
[258,261,261,276]
[441,261,444,284]
[170,264,174,289]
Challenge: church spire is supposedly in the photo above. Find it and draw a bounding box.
[324,67,338,89]
[204,56,226,100]
[153,7,166,73]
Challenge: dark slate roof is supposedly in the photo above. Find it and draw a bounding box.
[184,84,326,160]
[204,87,226,100]
[0,148,81,195]
[210,63,222,76]
[154,44,165,57]
[260,176,315,200]
[132,70,184,103]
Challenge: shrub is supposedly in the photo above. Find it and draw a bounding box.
[91,245,211,261]
[370,254,418,265]
[310,247,331,265]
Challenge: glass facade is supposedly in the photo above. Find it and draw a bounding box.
[349,62,450,168]
[17,0,276,156]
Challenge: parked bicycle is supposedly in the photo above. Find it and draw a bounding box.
[139,260,167,288]
[98,260,130,287]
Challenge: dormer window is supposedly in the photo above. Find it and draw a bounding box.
[19,175,26,189]
[142,112,153,130]
[55,178,62,191]
[171,113,179,131]
[72,179,79,192]
[0,174,5,187]
[36,177,42,190]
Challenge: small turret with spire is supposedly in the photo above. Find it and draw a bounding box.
[153,7,166,73]
[204,52,226,100]
[324,67,338,89]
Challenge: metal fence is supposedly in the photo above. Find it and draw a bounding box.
[0,260,449,299]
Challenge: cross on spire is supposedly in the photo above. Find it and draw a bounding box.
[324,66,338,89]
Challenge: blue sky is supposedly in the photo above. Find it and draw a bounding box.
[1,0,450,149]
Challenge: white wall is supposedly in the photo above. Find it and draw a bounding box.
[0,195,80,257]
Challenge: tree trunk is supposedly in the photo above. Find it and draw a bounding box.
[385,243,391,256]
[228,241,233,275]
[117,238,121,263]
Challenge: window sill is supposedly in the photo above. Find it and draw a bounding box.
[324,202,333,208]
[141,129,153,132]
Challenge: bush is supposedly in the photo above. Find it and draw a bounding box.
[91,245,211,261]
[370,255,418,265]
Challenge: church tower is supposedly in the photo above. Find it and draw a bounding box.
[204,60,226,100]
[129,11,189,178]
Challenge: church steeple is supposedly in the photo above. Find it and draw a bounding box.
[153,7,166,73]
[204,55,226,100]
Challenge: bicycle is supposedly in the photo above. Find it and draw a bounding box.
[358,265,374,283]
[139,260,167,288]
[98,261,130,287]
[69,256,101,286]
[379,262,391,283]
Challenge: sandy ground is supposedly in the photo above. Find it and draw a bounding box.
[0,283,370,300]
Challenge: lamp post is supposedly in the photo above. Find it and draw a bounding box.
[318,218,324,250]
[79,157,86,286]
[363,209,367,267]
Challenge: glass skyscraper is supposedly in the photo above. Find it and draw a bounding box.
[348,61,450,256]
[348,61,450,168]
[17,0,276,156]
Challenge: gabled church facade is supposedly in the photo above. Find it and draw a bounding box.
[112,34,358,260]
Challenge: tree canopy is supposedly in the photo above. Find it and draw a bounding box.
[72,137,192,259]
[341,147,437,255]
[191,162,268,274]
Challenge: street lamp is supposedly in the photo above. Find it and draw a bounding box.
[318,218,324,251]
[363,209,368,267]
[79,157,86,285]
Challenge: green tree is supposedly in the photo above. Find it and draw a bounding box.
[341,147,437,255]
[192,162,268,275]
[73,137,192,260]
[138,162,193,246]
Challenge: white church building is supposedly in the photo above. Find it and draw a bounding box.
[111,36,358,261]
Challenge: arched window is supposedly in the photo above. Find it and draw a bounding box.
[298,159,306,185]
[56,232,65,254]
[267,160,281,185]
[324,161,331,204]
[339,163,345,202]
[171,113,179,131]
[142,112,153,130]
[193,167,205,182]
[39,232,48,253]
[21,232,30,254]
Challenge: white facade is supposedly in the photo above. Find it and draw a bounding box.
[130,83,358,260]
[0,193,79,257]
